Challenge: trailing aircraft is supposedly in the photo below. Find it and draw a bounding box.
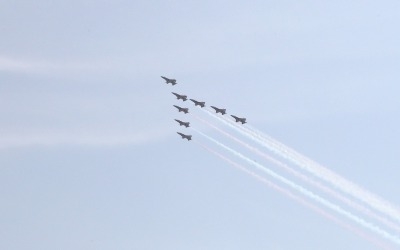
[161,76,177,85]
[172,92,187,101]
[190,99,205,108]
[231,115,246,124]
[177,132,192,141]
[175,119,190,128]
[173,105,189,114]
[210,106,226,115]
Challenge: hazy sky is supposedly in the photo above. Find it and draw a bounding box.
[1,1,400,249]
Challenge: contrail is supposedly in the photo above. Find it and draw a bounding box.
[193,128,400,246]
[247,123,400,223]
[194,141,395,250]
[202,108,400,224]
[192,114,400,233]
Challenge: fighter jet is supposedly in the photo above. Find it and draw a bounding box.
[231,115,247,124]
[172,92,187,101]
[161,76,177,85]
[177,132,192,141]
[175,119,190,128]
[173,105,189,114]
[190,99,205,108]
[210,106,226,115]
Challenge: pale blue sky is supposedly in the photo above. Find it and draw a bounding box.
[1,1,400,249]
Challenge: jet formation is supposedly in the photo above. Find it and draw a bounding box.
[162,76,246,141]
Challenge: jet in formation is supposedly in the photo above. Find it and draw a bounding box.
[161,76,177,85]
[231,115,246,124]
[211,106,226,115]
[175,119,190,128]
[177,132,192,141]
[190,99,205,108]
[173,105,189,114]
[172,92,187,101]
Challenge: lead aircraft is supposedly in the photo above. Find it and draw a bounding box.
[161,76,177,85]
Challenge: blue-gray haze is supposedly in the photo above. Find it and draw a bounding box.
[1,1,400,249]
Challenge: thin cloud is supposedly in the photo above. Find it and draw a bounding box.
[0,129,171,149]
[0,56,111,74]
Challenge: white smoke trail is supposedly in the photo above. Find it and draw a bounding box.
[202,108,400,224]
[195,141,395,250]
[248,123,400,221]
[193,128,400,246]
[192,114,400,233]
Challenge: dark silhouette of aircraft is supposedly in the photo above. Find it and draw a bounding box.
[161,76,177,85]
[190,99,205,108]
[173,105,189,114]
[177,132,192,141]
[210,106,226,115]
[231,115,246,124]
[175,119,190,128]
[172,92,187,101]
